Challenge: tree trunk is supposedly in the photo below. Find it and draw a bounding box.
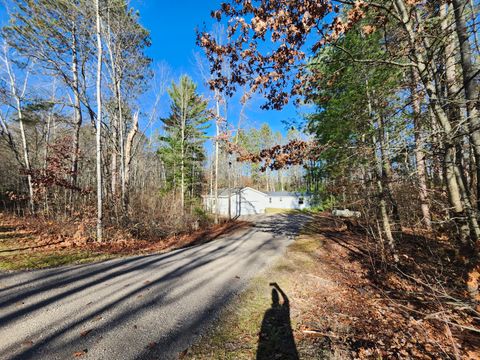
[410,68,432,229]
[180,93,186,214]
[3,46,34,213]
[111,140,117,198]
[378,114,401,231]
[0,112,22,166]
[70,23,83,192]
[17,106,34,213]
[117,81,126,213]
[43,96,54,214]
[214,92,220,224]
[124,111,138,214]
[393,0,479,244]
[452,0,480,211]
[444,145,470,242]
[366,79,397,261]
[95,0,103,241]
[209,156,214,212]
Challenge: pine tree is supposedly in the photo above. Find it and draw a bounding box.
[158,75,210,212]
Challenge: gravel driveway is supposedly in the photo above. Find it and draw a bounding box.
[0,213,310,360]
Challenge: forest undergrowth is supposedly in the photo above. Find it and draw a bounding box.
[0,212,249,270]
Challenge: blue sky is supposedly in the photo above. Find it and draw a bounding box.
[0,1,310,141]
[131,0,307,137]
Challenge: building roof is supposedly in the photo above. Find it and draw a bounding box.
[265,191,307,197]
[217,188,242,197]
[203,187,263,198]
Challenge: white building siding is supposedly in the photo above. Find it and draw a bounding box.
[205,188,267,216]
[267,195,309,210]
[203,187,311,216]
[236,188,267,215]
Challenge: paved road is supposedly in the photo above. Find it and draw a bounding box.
[0,213,310,360]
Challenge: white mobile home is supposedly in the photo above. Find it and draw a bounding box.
[203,187,311,216]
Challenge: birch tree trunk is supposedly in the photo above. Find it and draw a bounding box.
[3,45,34,213]
[214,91,220,224]
[95,0,103,241]
[70,23,83,192]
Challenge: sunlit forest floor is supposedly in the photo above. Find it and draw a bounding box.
[0,212,250,270]
[185,214,480,359]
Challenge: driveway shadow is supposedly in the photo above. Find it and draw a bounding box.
[257,282,298,360]
[249,213,312,238]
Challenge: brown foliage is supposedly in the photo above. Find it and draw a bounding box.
[198,0,367,109]
[225,138,327,171]
[299,214,480,359]
[0,211,250,258]
[28,136,91,198]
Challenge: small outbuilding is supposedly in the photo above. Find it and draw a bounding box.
[203,187,312,217]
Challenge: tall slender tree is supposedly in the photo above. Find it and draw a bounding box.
[158,75,210,213]
[94,0,103,241]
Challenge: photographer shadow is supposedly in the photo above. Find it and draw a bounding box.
[256,283,299,360]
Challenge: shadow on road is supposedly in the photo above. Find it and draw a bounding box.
[249,212,312,238]
[256,282,298,360]
[0,216,300,360]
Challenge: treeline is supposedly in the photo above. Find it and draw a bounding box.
[214,124,305,192]
[199,1,480,300]
[0,1,213,239]
[305,3,480,299]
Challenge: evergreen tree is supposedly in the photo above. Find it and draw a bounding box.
[158,75,210,211]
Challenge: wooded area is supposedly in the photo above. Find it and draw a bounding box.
[1,0,480,296]
[199,1,480,303]
[0,0,479,358]
[0,0,311,236]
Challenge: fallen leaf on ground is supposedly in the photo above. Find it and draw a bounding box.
[80,329,92,337]
[73,349,88,357]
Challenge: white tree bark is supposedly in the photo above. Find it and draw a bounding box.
[95,0,103,241]
[3,43,34,213]
[214,90,220,224]
[70,22,83,191]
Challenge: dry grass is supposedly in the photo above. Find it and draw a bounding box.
[264,208,298,214]
[0,212,250,270]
